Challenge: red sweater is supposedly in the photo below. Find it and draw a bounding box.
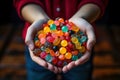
[14,0,108,40]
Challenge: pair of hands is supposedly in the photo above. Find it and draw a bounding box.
[25,17,96,73]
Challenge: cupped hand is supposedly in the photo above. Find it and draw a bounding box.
[62,17,96,73]
[25,19,62,73]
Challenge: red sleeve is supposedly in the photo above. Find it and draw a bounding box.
[78,0,109,18]
[13,0,44,20]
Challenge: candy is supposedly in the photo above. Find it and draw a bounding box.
[61,40,68,47]
[50,24,56,30]
[72,55,78,61]
[59,47,66,54]
[62,26,68,32]
[40,51,47,59]
[33,18,88,67]
[59,54,65,60]
[48,19,54,25]
[44,26,50,33]
[45,54,52,62]
[65,52,72,59]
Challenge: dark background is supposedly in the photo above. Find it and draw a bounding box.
[0,0,120,80]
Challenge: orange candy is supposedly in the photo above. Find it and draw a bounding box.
[58,18,64,23]
[71,50,79,55]
[59,54,65,60]
[50,50,55,56]
[35,40,41,48]
[65,52,72,59]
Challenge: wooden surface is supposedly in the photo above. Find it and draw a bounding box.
[0,24,120,80]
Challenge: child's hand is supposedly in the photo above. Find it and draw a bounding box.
[62,18,96,73]
[25,19,62,73]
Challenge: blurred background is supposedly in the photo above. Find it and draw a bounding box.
[0,0,120,80]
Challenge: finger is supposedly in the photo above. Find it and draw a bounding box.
[86,26,96,51]
[62,65,68,73]
[47,63,55,72]
[54,66,59,73]
[66,61,75,70]
[25,27,35,50]
[29,48,48,68]
[75,51,90,66]
[62,61,75,73]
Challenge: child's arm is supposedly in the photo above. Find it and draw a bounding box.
[21,4,61,73]
[71,3,101,23]
[21,4,49,23]
[62,3,100,73]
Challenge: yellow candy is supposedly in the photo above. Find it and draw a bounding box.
[65,52,72,59]
[71,37,78,44]
[72,26,80,32]
[75,42,82,49]
[59,47,66,54]
[44,27,50,33]
[47,19,54,25]
[61,40,68,47]
[79,46,86,53]
[53,37,61,46]
[37,30,44,35]
[45,48,50,53]
[56,30,63,36]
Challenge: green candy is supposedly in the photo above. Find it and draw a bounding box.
[50,24,56,30]
[72,55,78,61]
[45,54,52,62]
[62,26,68,32]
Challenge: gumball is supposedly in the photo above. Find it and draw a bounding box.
[40,51,47,59]
[62,26,68,32]
[56,30,63,36]
[65,52,72,59]
[54,20,60,26]
[46,36,55,42]
[72,55,78,61]
[50,24,56,30]
[53,37,61,46]
[71,50,79,55]
[58,18,64,23]
[48,19,54,25]
[61,40,68,47]
[59,47,67,54]
[45,54,52,62]
[71,37,78,44]
[52,56,58,65]
[34,40,41,48]
[44,26,50,33]
[59,54,65,60]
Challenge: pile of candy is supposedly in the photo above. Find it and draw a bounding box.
[33,18,87,67]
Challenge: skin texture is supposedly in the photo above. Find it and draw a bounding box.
[21,3,100,73]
